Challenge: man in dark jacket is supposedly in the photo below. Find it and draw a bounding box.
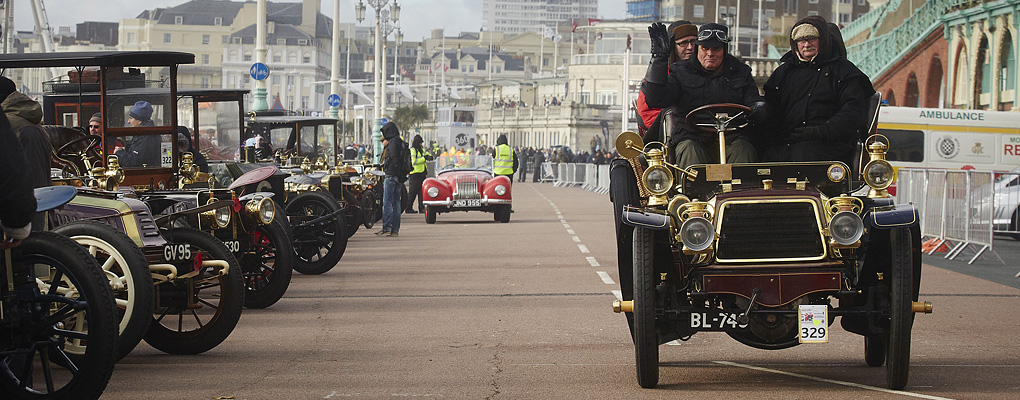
[0,107,37,248]
[377,121,403,236]
[642,23,767,168]
[0,77,51,232]
[116,100,162,167]
[762,16,875,165]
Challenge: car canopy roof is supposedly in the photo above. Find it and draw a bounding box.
[0,51,195,68]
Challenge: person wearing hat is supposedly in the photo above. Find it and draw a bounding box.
[641,22,767,168]
[635,20,698,135]
[377,121,404,236]
[405,134,430,214]
[116,100,162,167]
[0,76,51,232]
[762,16,875,165]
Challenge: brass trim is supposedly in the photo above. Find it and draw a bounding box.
[714,197,827,263]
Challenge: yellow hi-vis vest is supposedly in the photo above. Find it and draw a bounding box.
[494,144,514,175]
[410,147,427,174]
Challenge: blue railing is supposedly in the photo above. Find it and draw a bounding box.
[846,0,953,79]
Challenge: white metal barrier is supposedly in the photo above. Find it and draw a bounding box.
[596,164,610,194]
[896,168,996,264]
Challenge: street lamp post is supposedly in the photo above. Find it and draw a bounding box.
[356,0,400,164]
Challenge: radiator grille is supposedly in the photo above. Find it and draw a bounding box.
[716,201,824,261]
[454,176,480,200]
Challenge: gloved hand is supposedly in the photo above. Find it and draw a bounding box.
[648,22,671,59]
[748,102,767,125]
[789,125,824,142]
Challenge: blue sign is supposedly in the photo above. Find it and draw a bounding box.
[327,94,341,107]
[249,63,270,81]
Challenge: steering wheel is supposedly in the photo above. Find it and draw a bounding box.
[56,134,102,159]
[685,103,751,134]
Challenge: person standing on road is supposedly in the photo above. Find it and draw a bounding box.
[377,121,403,237]
[492,134,518,185]
[405,134,429,214]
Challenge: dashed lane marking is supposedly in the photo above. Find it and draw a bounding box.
[596,271,615,285]
[611,290,622,300]
[566,229,575,234]
[586,257,600,267]
[578,244,590,253]
[572,236,581,242]
[714,361,957,400]
[563,224,571,229]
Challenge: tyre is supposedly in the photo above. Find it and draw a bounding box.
[633,227,659,389]
[239,216,294,309]
[864,335,886,367]
[610,161,639,335]
[53,221,154,361]
[0,232,118,400]
[340,189,361,238]
[493,204,511,223]
[885,227,915,390]
[1009,209,1020,241]
[361,189,378,229]
[143,228,244,355]
[285,191,347,275]
[424,205,437,224]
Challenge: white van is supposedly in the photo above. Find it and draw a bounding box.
[876,106,1020,172]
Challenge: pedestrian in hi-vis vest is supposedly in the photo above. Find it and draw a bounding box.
[405,134,430,214]
[491,134,518,212]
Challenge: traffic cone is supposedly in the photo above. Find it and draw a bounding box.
[921,238,949,253]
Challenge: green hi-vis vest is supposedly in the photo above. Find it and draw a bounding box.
[411,147,427,174]
[494,144,514,175]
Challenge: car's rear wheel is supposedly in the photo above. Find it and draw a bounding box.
[239,216,294,309]
[885,227,914,389]
[361,189,377,229]
[286,191,347,275]
[54,221,153,361]
[864,335,886,367]
[425,205,437,224]
[633,227,659,389]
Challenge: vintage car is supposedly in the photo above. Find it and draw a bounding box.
[421,155,512,223]
[0,187,119,399]
[609,101,932,390]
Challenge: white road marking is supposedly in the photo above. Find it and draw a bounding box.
[714,361,958,400]
[665,340,681,346]
[612,290,622,300]
[566,229,575,234]
[586,256,600,267]
[572,236,581,242]
[596,271,615,284]
[560,219,567,223]
[578,244,590,253]
[563,224,571,229]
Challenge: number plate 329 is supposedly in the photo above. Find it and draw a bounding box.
[163,243,192,262]
[798,304,829,343]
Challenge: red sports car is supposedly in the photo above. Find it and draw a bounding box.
[422,155,512,223]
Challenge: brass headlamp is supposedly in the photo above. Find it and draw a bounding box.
[862,135,894,198]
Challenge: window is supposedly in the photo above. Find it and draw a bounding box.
[1000,34,1016,92]
[694,5,704,18]
[201,77,210,89]
[273,53,281,63]
[202,54,209,64]
[785,0,798,14]
[808,10,819,16]
[272,75,280,85]
[164,33,172,44]
[840,13,850,23]
[808,0,818,3]
[277,38,287,45]
[288,53,297,64]
[127,32,135,44]
[229,50,237,62]
[303,55,311,64]
[243,52,252,62]
[175,16,183,24]
[840,0,851,3]
[214,17,223,26]
[233,37,242,44]
[301,96,308,109]
[302,76,310,87]
[202,34,210,45]
[222,35,228,44]
[287,76,295,86]
[298,39,307,45]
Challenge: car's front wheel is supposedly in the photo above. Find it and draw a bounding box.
[633,227,659,389]
[885,227,915,389]
[425,205,437,224]
[493,204,511,223]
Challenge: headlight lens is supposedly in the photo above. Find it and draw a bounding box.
[642,165,673,196]
[864,160,894,189]
[427,187,439,198]
[494,185,506,196]
[829,211,864,245]
[827,164,846,182]
[246,196,275,224]
[214,206,231,228]
[680,216,714,252]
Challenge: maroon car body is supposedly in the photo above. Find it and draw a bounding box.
[421,155,512,223]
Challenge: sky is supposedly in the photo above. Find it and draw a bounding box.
[16,0,628,43]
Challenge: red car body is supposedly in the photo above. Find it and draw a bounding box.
[422,155,512,223]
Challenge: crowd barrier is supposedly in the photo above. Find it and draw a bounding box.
[895,168,1000,264]
[530,162,611,193]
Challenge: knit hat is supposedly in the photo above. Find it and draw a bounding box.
[696,23,729,49]
[792,23,820,41]
[89,112,102,124]
[0,76,16,101]
[669,21,697,41]
[128,100,153,121]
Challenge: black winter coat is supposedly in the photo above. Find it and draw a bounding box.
[642,54,764,146]
[763,16,875,162]
[0,109,36,231]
